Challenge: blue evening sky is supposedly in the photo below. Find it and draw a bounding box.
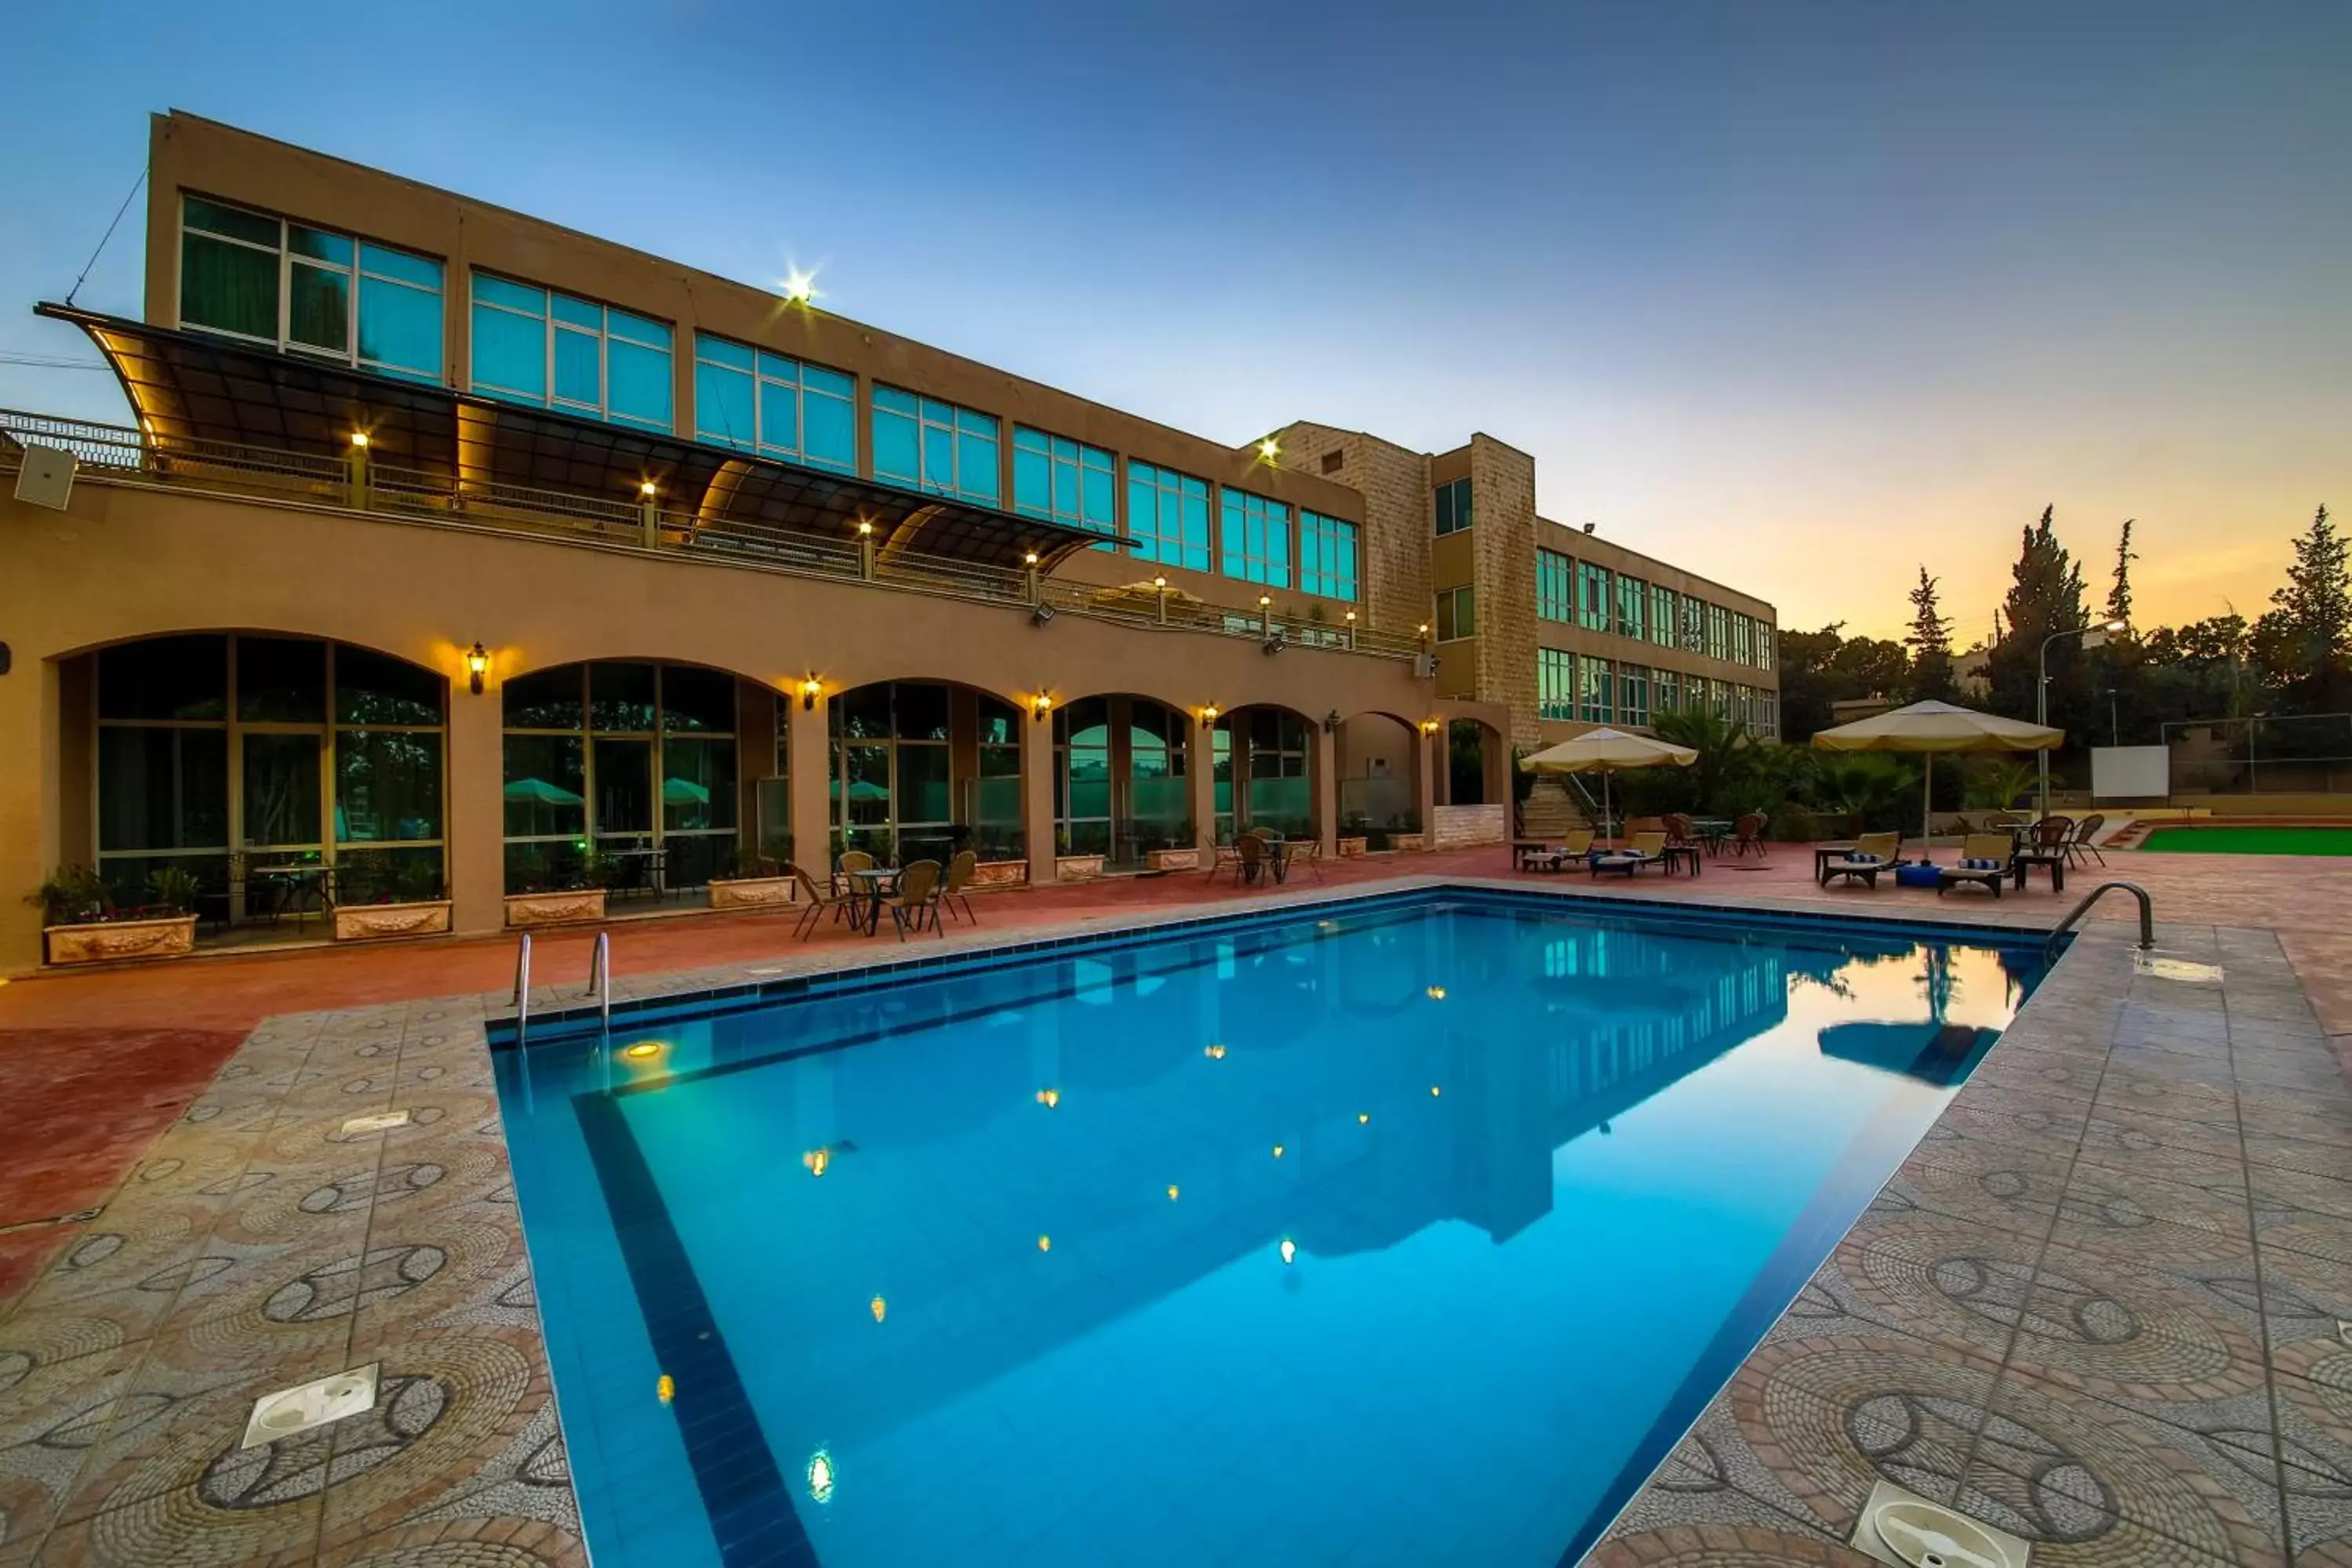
[2,0,2343,637]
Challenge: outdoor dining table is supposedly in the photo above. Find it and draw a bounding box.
[842,866,898,934]
[249,863,335,926]
[601,846,666,901]
[1689,818,1735,854]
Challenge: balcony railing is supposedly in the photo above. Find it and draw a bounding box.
[0,407,1421,660]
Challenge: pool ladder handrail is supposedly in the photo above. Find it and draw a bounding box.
[2045,880,2154,958]
[507,928,612,1042]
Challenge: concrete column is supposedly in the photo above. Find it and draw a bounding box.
[787,692,831,877]
[0,654,57,968]
[447,668,504,935]
[1025,706,1057,887]
[1314,724,1338,856]
[1187,715,1217,849]
[737,682,779,856]
[1415,726,1439,850]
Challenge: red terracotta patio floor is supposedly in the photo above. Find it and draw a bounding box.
[5,840,2350,1307]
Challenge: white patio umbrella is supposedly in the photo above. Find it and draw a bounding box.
[1809,699,2062,855]
[1519,728,1698,844]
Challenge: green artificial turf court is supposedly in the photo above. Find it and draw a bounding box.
[2138,826,2352,855]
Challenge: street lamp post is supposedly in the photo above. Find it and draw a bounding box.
[2038,619,2127,819]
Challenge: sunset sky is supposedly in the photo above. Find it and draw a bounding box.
[2,1,2343,642]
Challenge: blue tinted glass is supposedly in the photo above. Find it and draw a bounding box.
[361,245,442,291]
[608,309,671,349]
[757,380,799,454]
[802,390,854,471]
[472,273,545,316]
[288,225,353,266]
[470,302,546,399]
[1013,443,1052,517]
[920,397,953,425]
[1014,426,1048,456]
[1080,464,1115,530]
[873,384,917,416]
[803,365,854,401]
[695,332,755,373]
[957,430,999,501]
[695,361,756,449]
[358,276,443,378]
[921,424,955,493]
[1127,471,1160,561]
[551,293,603,330]
[757,351,798,382]
[608,339,672,429]
[872,405,919,483]
[553,327,601,407]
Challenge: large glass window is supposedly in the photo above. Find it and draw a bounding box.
[1241,709,1312,837]
[1435,585,1476,641]
[1298,510,1357,601]
[1680,595,1706,655]
[180,197,444,383]
[1012,427,1116,544]
[1618,664,1652,728]
[1733,613,1755,668]
[1653,667,1683,713]
[1650,583,1679,648]
[691,332,855,473]
[1539,647,1576,721]
[501,662,737,893]
[1755,621,1774,670]
[1616,574,1647,641]
[1707,604,1733,662]
[1434,477,1472,535]
[1577,561,1613,633]
[470,273,673,431]
[96,635,446,914]
[1538,549,1574,622]
[1579,656,1614,724]
[1127,462,1212,571]
[1219,488,1291,587]
[829,682,1019,862]
[872,387,1000,503]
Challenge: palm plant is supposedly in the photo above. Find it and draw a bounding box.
[1963,757,2038,813]
[1815,753,1917,832]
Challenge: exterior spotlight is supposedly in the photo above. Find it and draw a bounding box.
[781,267,818,306]
[1033,693,1052,721]
[348,430,370,449]
[1024,551,1040,567]
[1153,575,1167,590]
[1418,622,1431,637]
[639,479,657,499]
[1345,610,1356,622]
[800,677,821,712]
[1259,595,1272,608]
[465,641,489,695]
[2103,618,2128,633]
[622,1040,665,1061]
[1258,437,1280,463]
[858,519,873,536]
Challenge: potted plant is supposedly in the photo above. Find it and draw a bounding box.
[333,857,453,942]
[503,848,609,929]
[31,865,200,966]
[970,827,1028,887]
[1144,819,1200,873]
[1335,813,1371,858]
[708,843,798,912]
[1054,829,1105,883]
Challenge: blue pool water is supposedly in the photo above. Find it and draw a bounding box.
[492,889,2049,1568]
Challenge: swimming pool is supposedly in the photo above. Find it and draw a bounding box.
[492,887,2050,1568]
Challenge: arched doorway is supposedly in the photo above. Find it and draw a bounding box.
[499,659,755,895]
[1212,706,1316,840]
[1441,718,1506,808]
[1053,695,1193,867]
[1334,711,1421,848]
[79,632,448,926]
[829,680,1025,865]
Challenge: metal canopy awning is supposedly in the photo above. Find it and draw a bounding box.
[36,303,1122,570]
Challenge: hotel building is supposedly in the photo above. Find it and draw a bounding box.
[0,114,1776,967]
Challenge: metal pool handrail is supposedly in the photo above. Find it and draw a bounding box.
[510,932,533,1041]
[2046,880,2154,958]
[586,930,612,1029]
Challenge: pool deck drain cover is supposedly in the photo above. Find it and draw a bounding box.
[1851,1479,2030,1567]
[2133,953,2223,984]
[339,1109,411,1134]
[241,1363,379,1449]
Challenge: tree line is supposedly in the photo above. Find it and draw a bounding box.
[1775,503,2348,746]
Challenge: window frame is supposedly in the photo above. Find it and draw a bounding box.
[1433,476,1473,536]
[178,196,445,383]
[1435,585,1477,643]
[1538,647,1576,721]
[468,271,675,433]
[1011,426,1117,544]
[1577,561,1613,633]
[1298,509,1358,601]
[691,331,856,474]
[1219,486,1293,589]
[1538,548,1574,623]
[1127,461,1213,572]
[871,386,1001,504]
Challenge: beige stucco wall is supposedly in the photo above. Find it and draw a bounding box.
[0,479,1489,971]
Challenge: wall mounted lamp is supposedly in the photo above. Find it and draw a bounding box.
[348,430,371,450]
[800,677,822,712]
[1420,718,1441,735]
[1200,704,1220,724]
[1032,693,1053,722]
[466,642,490,695]
[1323,710,1341,734]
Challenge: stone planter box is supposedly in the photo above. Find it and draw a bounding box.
[333,900,452,942]
[1145,848,1201,873]
[1336,837,1369,858]
[1055,855,1106,883]
[45,913,198,966]
[708,876,797,913]
[971,859,1027,888]
[504,889,608,928]
[1390,833,1427,853]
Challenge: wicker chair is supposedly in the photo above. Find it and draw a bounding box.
[1730,812,1769,858]
[880,859,943,940]
[2067,814,2108,869]
[788,865,866,939]
[942,850,980,924]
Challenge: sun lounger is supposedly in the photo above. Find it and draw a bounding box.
[1820,831,1901,889]
[1589,829,1669,877]
[1937,834,2013,898]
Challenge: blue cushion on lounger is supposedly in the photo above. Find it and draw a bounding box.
[1838,854,1882,868]
[1960,857,2002,870]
